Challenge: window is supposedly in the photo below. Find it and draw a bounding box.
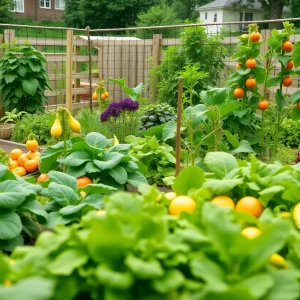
[239,12,243,21]
[55,0,65,10]
[11,0,24,12]
[245,12,253,21]
[40,0,51,8]
[205,12,207,20]
[214,13,217,22]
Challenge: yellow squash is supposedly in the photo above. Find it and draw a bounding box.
[51,115,62,138]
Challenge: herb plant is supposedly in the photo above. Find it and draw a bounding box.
[0,43,52,113]
[125,135,176,185]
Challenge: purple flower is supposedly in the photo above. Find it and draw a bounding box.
[100,98,139,122]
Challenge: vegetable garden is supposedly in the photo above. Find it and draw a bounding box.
[2,18,300,299]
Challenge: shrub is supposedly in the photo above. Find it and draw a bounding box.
[278,118,300,148]
[152,26,226,106]
[0,43,51,113]
[11,111,63,146]
[139,103,176,131]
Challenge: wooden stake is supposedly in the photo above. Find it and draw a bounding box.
[86,26,93,110]
[176,78,183,176]
[66,30,73,112]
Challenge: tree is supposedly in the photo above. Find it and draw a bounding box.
[290,0,300,27]
[64,0,160,30]
[0,0,14,23]
[136,1,182,38]
[64,0,83,28]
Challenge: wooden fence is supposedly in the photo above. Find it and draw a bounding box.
[1,28,300,112]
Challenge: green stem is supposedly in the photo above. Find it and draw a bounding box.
[260,110,265,158]
[62,110,67,173]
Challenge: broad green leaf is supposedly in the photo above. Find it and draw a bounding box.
[151,269,185,293]
[204,152,238,179]
[203,286,255,300]
[172,166,205,195]
[292,41,300,67]
[127,172,148,187]
[64,151,92,167]
[94,152,124,170]
[263,270,300,300]
[108,166,128,185]
[190,253,227,291]
[289,91,300,104]
[82,194,104,209]
[203,179,243,194]
[266,76,281,88]
[125,255,164,279]
[163,120,177,141]
[86,132,108,149]
[0,211,22,240]
[80,183,116,194]
[22,78,38,96]
[275,89,286,110]
[0,235,23,252]
[59,203,87,215]
[66,164,87,178]
[231,140,255,155]
[20,213,39,237]
[20,200,48,222]
[4,73,17,84]
[278,54,290,67]
[48,171,77,190]
[184,104,208,127]
[47,249,88,275]
[238,273,274,298]
[0,181,27,209]
[220,102,243,118]
[291,105,300,121]
[48,182,79,206]
[39,142,65,173]
[224,130,239,148]
[85,161,101,173]
[142,124,165,140]
[0,277,54,300]
[259,186,285,206]
[95,265,134,290]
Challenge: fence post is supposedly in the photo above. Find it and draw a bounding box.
[151,34,162,102]
[4,30,15,43]
[66,30,73,112]
[75,45,81,103]
[259,29,272,97]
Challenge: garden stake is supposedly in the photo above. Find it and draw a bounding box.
[176,78,183,176]
[62,109,67,173]
[85,26,93,111]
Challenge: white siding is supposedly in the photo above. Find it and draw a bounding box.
[199,9,223,34]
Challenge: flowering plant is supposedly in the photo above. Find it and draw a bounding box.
[100,98,140,142]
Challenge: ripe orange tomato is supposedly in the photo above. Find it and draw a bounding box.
[24,159,39,173]
[9,160,19,170]
[258,100,268,110]
[297,102,300,110]
[236,196,263,218]
[10,149,23,160]
[169,196,196,216]
[211,195,235,209]
[250,32,261,42]
[27,151,40,159]
[246,78,256,89]
[286,60,294,70]
[282,76,292,87]
[77,176,92,188]
[282,41,293,52]
[37,173,49,183]
[234,87,244,98]
[246,58,257,69]
[101,91,109,100]
[18,153,29,167]
[13,166,26,176]
[26,139,39,151]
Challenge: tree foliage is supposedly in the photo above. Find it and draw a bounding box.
[0,0,14,23]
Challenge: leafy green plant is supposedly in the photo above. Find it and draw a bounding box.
[39,171,116,228]
[153,25,226,107]
[139,103,176,131]
[0,164,47,251]
[272,146,296,165]
[0,148,9,166]
[11,111,66,146]
[39,132,148,190]
[2,179,300,299]
[0,109,28,124]
[0,43,52,113]
[125,135,176,185]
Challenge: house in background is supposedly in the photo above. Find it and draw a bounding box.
[12,0,65,21]
[196,0,290,33]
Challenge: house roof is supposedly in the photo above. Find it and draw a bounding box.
[196,0,290,12]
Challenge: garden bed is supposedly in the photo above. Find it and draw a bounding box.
[0,139,28,153]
